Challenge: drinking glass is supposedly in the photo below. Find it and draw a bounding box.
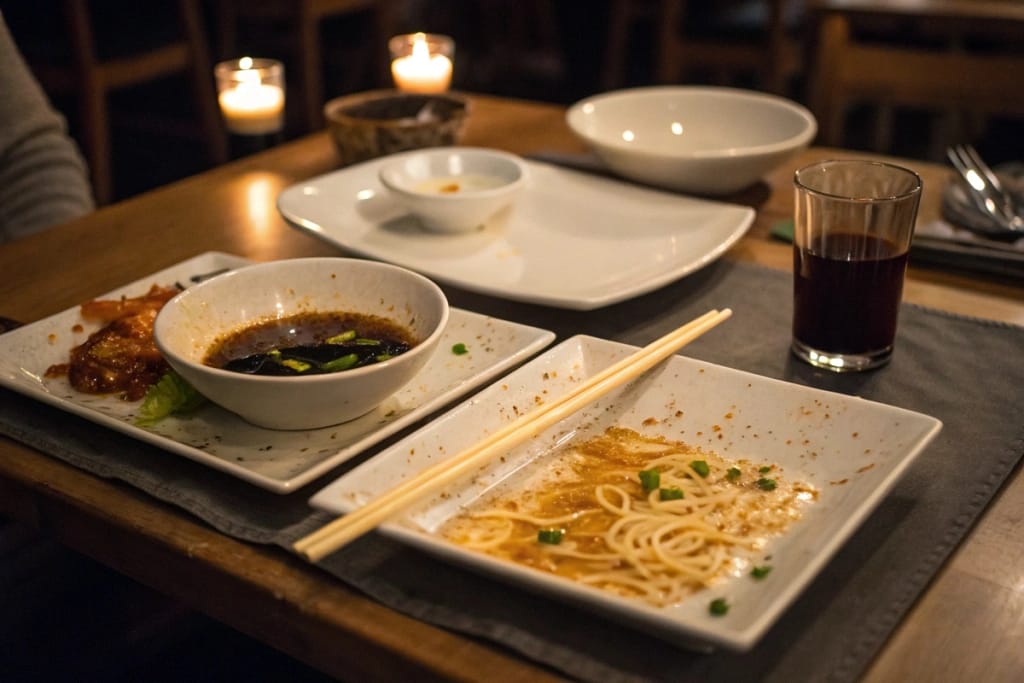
[791,159,922,372]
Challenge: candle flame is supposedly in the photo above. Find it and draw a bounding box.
[237,69,262,87]
[411,33,430,62]
[236,56,262,89]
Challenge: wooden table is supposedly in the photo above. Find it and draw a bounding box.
[1,95,1022,682]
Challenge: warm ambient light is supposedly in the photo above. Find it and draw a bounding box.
[243,174,277,236]
[215,58,285,136]
[390,33,454,93]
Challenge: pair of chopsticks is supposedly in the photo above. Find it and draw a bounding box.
[293,308,733,562]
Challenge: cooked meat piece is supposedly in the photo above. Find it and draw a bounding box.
[45,284,179,400]
[79,284,179,322]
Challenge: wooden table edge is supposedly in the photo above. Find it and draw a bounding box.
[0,440,565,683]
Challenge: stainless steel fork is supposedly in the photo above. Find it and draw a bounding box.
[946,144,1023,233]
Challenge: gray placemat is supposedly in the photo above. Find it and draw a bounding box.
[2,260,1023,683]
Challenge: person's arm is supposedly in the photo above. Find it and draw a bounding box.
[0,12,95,243]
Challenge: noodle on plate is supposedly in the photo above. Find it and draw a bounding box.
[438,427,817,607]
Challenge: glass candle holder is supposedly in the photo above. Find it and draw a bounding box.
[214,57,285,136]
[389,33,454,93]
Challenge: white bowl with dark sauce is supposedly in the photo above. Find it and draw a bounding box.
[154,257,449,430]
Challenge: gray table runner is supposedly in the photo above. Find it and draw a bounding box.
[3,260,1023,683]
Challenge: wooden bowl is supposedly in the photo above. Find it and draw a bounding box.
[323,90,469,166]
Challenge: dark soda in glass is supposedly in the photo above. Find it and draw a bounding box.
[792,233,909,354]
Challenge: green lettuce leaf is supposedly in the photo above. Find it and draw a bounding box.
[135,371,206,426]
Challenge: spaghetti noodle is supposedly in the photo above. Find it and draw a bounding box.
[438,427,816,607]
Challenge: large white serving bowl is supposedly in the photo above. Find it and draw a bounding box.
[378,147,527,233]
[153,258,449,430]
[567,86,817,196]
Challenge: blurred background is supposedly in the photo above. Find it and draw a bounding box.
[2,0,1023,205]
[1,1,1022,680]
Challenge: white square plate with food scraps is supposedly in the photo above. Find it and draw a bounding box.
[0,252,555,493]
[310,335,942,650]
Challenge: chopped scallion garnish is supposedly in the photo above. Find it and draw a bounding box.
[726,467,741,481]
[690,460,710,477]
[757,477,777,491]
[639,469,661,491]
[325,330,357,344]
[751,565,773,580]
[320,353,359,373]
[709,598,730,616]
[451,342,468,355]
[659,487,684,501]
[282,358,311,372]
[537,529,563,544]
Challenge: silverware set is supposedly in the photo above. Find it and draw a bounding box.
[946,144,1023,235]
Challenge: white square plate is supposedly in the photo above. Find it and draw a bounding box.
[310,335,942,650]
[0,252,555,493]
[277,157,754,309]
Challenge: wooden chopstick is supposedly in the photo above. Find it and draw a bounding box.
[293,308,732,562]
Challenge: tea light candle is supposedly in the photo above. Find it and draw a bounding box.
[215,57,285,136]
[389,33,454,93]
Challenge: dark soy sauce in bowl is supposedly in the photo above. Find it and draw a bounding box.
[204,311,415,376]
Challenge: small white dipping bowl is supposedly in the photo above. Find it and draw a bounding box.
[567,86,817,196]
[153,258,449,430]
[378,147,527,233]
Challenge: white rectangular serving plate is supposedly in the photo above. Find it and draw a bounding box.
[0,252,555,493]
[310,335,942,650]
[277,156,755,309]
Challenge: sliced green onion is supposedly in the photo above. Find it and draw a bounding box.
[325,330,357,344]
[282,358,311,372]
[320,353,359,373]
[757,477,777,491]
[690,460,710,478]
[537,529,563,544]
[354,338,381,346]
[451,342,469,355]
[639,469,661,491]
[759,465,772,474]
[751,565,773,580]
[659,487,684,501]
[709,598,730,616]
[374,353,393,362]
[726,467,741,481]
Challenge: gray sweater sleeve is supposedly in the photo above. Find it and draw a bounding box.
[0,12,95,243]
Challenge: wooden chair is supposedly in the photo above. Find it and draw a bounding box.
[15,0,227,205]
[808,0,1024,157]
[214,0,398,133]
[602,0,658,90]
[604,0,805,94]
